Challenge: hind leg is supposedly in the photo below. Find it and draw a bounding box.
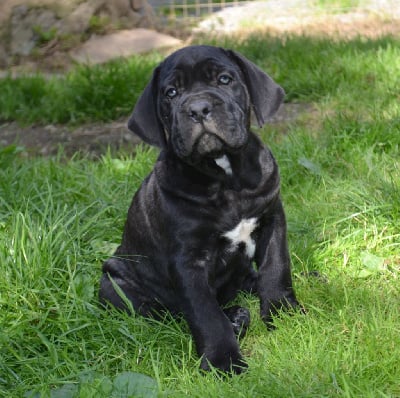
[99,257,148,315]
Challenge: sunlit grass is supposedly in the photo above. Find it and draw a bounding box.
[0,32,399,397]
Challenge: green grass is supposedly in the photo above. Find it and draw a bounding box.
[0,55,162,125]
[1,35,399,125]
[312,0,362,10]
[1,33,400,397]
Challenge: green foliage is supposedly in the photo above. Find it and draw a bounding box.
[1,34,399,125]
[0,55,161,124]
[200,34,400,104]
[312,0,361,10]
[25,371,158,398]
[32,25,58,45]
[1,32,400,397]
[88,15,111,34]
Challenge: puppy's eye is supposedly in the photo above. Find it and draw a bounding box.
[165,87,178,99]
[218,74,232,85]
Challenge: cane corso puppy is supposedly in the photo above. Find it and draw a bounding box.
[99,45,300,374]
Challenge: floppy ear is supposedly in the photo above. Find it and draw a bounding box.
[127,66,167,148]
[226,50,285,127]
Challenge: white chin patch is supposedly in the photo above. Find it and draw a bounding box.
[215,155,233,175]
[223,218,258,258]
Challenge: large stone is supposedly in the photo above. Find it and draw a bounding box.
[0,43,8,68]
[0,0,80,26]
[0,0,158,62]
[60,0,155,35]
[10,5,61,56]
[61,0,102,35]
[70,28,182,64]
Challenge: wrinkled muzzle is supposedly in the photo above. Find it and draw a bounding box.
[170,91,249,162]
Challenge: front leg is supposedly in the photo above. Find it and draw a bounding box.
[255,199,299,327]
[174,254,247,374]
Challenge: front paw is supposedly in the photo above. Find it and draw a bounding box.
[200,344,247,375]
[224,306,251,338]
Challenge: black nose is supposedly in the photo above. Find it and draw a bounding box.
[188,100,212,122]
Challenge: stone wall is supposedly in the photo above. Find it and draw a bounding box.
[0,0,157,67]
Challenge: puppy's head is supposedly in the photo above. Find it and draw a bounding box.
[128,45,284,169]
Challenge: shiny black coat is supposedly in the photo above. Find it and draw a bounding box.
[99,46,299,374]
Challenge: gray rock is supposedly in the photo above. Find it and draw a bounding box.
[70,28,182,64]
[10,5,60,56]
[61,0,101,35]
[2,0,158,60]
[61,0,156,35]
[0,43,9,67]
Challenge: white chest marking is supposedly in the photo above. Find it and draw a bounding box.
[223,218,258,258]
[215,155,233,175]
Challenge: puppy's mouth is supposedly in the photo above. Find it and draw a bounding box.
[171,100,249,167]
[194,131,246,157]
[172,128,247,178]
[190,134,239,177]
[195,132,224,157]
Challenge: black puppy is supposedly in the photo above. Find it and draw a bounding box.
[99,45,300,374]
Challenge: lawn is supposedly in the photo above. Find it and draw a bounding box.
[0,32,399,397]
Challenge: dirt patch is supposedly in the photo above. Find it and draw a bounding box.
[0,103,314,157]
[254,15,400,40]
[194,0,400,39]
[0,118,141,158]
